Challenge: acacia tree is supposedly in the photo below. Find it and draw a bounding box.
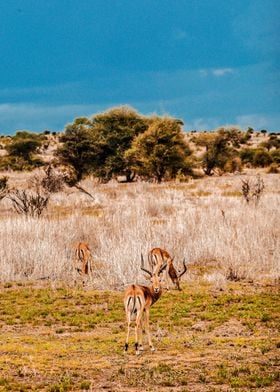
[56,106,149,183]
[126,117,192,182]
[89,106,148,182]
[55,117,95,185]
[195,128,241,175]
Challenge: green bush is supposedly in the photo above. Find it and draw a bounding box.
[253,149,273,167]
[239,148,256,165]
[270,149,280,164]
[223,156,242,173]
[0,155,44,171]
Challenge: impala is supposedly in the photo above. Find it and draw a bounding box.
[123,256,167,355]
[74,242,94,285]
[148,247,187,291]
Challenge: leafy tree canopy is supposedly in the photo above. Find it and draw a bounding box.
[56,106,149,183]
[198,128,241,175]
[126,116,191,182]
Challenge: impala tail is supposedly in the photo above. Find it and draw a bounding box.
[124,285,143,321]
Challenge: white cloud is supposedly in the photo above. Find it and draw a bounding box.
[185,117,221,131]
[186,113,280,132]
[173,29,189,41]
[212,68,234,77]
[236,114,280,130]
[0,103,104,134]
[198,69,208,78]
[198,68,235,77]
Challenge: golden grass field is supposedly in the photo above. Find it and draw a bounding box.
[0,169,279,391]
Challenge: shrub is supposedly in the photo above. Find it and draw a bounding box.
[239,148,256,166]
[0,176,9,201]
[7,189,50,218]
[267,163,279,174]
[241,175,265,205]
[223,156,242,173]
[0,156,44,171]
[253,150,273,167]
[270,149,280,164]
[240,133,251,144]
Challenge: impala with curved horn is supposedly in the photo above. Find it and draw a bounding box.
[123,255,167,355]
[148,247,187,291]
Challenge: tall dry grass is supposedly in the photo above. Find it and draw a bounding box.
[0,172,279,287]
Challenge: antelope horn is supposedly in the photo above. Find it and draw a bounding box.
[159,262,167,275]
[178,259,187,278]
[141,253,152,277]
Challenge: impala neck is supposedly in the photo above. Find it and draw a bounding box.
[150,286,162,304]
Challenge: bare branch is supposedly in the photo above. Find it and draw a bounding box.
[7,189,50,218]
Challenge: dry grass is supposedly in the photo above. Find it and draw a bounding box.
[0,170,279,286]
[0,169,279,391]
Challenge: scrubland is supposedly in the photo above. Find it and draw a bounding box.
[0,170,279,285]
[0,170,279,391]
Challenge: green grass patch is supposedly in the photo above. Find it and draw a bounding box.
[0,282,279,390]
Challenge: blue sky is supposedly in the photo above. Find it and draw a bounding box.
[0,0,279,134]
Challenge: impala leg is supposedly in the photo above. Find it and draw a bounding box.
[88,259,94,284]
[135,311,143,355]
[144,308,155,351]
[165,266,170,291]
[138,318,144,351]
[135,312,141,355]
[124,315,131,353]
[175,277,181,291]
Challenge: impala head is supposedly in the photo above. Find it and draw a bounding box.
[141,254,166,293]
[150,273,162,293]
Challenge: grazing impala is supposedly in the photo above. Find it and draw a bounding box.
[74,242,94,285]
[148,247,187,291]
[123,256,167,355]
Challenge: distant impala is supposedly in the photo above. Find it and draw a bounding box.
[74,242,94,285]
[123,256,167,355]
[148,247,187,291]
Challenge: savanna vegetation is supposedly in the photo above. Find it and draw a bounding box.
[0,106,279,181]
[0,106,279,391]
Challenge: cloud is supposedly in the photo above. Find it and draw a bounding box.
[185,117,225,131]
[0,63,278,134]
[236,114,280,130]
[199,68,235,77]
[0,103,104,134]
[212,68,234,77]
[172,29,189,41]
[185,113,280,132]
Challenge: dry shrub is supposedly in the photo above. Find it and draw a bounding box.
[267,163,279,174]
[0,176,8,201]
[7,189,50,218]
[241,175,265,205]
